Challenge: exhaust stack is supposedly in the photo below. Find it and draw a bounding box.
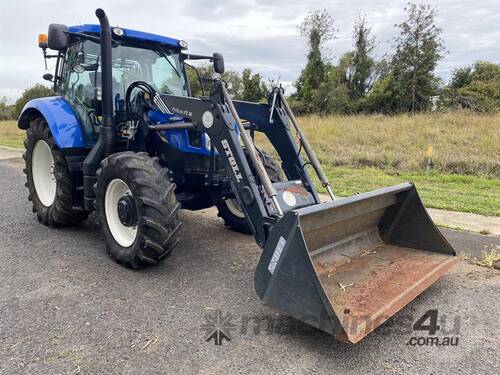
[82,8,115,210]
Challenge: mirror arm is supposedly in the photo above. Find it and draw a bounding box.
[42,51,59,59]
[40,48,58,70]
[181,53,214,61]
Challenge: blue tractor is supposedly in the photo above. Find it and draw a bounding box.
[19,9,457,343]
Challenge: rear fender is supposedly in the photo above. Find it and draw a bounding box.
[18,96,85,148]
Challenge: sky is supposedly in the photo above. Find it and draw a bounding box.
[0,0,499,103]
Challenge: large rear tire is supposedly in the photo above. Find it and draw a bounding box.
[23,117,88,226]
[95,152,182,268]
[217,151,283,234]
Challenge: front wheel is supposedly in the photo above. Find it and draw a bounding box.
[95,152,182,268]
[217,151,283,234]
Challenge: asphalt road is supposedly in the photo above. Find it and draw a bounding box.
[0,157,498,374]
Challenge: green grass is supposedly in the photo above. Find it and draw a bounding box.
[0,120,24,148]
[314,166,500,216]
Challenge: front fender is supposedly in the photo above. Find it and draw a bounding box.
[18,96,85,149]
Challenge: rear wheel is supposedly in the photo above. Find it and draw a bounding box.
[24,117,88,226]
[95,152,182,268]
[217,151,283,234]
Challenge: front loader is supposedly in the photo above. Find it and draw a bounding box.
[19,9,457,343]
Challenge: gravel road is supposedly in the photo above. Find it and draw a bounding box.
[0,157,498,374]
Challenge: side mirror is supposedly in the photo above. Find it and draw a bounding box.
[213,52,225,74]
[48,24,69,50]
[43,73,54,82]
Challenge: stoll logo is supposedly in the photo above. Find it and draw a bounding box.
[221,139,243,183]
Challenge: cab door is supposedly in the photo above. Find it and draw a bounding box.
[57,39,101,146]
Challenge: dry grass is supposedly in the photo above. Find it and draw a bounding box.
[3,113,499,176]
[0,120,24,148]
[476,247,500,268]
[298,112,500,177]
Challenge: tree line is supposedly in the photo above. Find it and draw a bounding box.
[292,3,500,114]
[185,2,499,114]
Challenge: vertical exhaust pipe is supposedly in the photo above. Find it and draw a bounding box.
[95,8,114,156]
[82,8,114,210]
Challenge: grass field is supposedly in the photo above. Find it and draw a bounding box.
[1,113,499,216]
[299,112,500,177]
[0,120,24,148]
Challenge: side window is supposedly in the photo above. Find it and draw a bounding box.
[61,40,101,109]
[151,56,186,96]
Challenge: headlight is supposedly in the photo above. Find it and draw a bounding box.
[179,40,188,49]
[113,27,124,37]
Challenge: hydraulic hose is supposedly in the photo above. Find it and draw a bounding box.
[278,90,337,200]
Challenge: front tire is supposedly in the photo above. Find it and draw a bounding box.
[217,151,283,234]
[95,152,182,268]
[24,117,88,226]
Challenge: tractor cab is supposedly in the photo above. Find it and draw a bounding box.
[39,24,220,153]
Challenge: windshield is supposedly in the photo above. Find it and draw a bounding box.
[63,39,188,109]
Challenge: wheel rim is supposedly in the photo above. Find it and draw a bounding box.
[225,198,245,219]
[32,140,56,207]
[105,179,137,247]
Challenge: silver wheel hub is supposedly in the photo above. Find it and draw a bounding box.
[105,179,138,247]
[32,140,56,207]
[225,198,245,219]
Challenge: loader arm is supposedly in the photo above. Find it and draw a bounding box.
[156,84,279,246]
[232,99,321,203]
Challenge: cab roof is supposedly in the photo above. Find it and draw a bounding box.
[67,24,182,49]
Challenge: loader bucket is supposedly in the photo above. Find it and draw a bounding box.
[255,182,457,343]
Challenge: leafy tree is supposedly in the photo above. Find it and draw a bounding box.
[449,66,473,89]
[314,62,351,115]
[365,73,400,113]
[347,15,376,101]
[14,84,53,118]
[240,68,269,102]
[295,9,336,105]
[390,3,446,112]
[186,64,242,98]
[0,97,15,120]
[469,61,500,82]
[442,61,500,112]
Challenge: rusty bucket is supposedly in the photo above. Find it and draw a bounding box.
[255,182,457,343]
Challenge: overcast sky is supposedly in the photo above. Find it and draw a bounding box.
[1,0,499,103]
